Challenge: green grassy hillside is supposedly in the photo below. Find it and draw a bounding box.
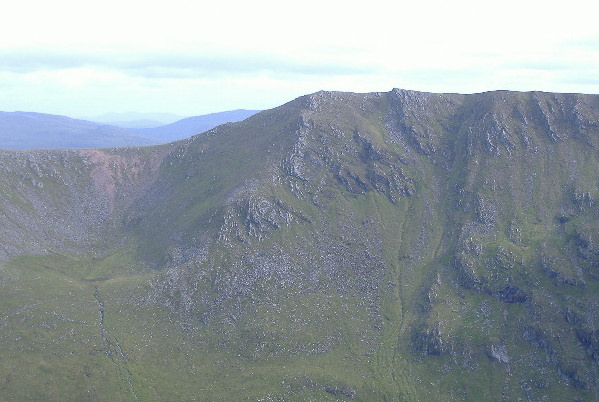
[1,89,599,400]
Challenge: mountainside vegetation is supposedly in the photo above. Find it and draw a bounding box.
[1,89,599,400]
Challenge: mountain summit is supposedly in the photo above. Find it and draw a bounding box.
[1,89,599,400]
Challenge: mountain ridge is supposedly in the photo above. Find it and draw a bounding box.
[1,88,599,400]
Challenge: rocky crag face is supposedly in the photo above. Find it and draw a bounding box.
[1,89,599,400]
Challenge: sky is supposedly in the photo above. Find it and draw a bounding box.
[0,0,598,118]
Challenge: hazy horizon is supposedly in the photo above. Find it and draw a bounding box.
[1,0,597,117]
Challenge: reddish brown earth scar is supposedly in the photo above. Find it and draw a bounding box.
[79,148,167,212]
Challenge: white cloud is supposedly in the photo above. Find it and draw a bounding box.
[1,0,598,115]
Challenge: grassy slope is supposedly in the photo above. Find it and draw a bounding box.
[1,90,599,400]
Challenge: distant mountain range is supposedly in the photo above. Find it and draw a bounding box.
[0,111,156,149]
[131,109,261,142]
[85,111,186,127]
[0,109,260,150]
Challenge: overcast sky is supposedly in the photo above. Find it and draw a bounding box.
[1,0,598,118]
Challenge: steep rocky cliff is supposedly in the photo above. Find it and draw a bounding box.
[1,89,598,400]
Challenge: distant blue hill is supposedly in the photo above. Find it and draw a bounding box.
[132,109,261,142]
[0,109,261,150]
[0,111,159,150]
[88,112,185,127]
